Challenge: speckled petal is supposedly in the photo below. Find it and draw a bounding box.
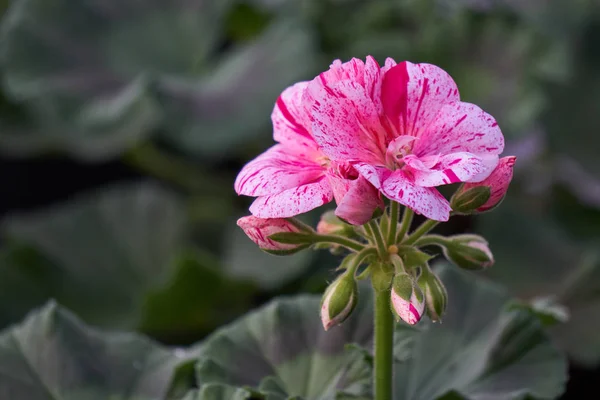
[381,170,452,221]
[412,101,504,158]
[249,177,333,218]
[381,61,459,137]
[234,144,324,197]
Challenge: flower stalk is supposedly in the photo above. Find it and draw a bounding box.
[374,285,394,400]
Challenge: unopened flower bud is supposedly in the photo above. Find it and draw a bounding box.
[418,270,448,322]
[443,234,494,270]
[237,216,311,255]
[452,156,516,213]
[317,210,355,236]
[320,272,358,331]
[391,272,425,325]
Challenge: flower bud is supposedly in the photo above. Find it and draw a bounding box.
[390,272,425,325]
[237,216,311,255]
[452,156,516,213]
[317,210,350,235]
[320,272,358,331]
[443,234,494,270]
[418,270,448,322]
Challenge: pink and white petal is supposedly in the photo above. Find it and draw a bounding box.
[382,57,397,74]
[413,101,504,157]
[405,152,499,187]
[382,170,451,221]
[234,145,324,197]
[326,172,352,205]
[308,79,386,164]
[334,176,383,225]
[465,153,500,183]
[354,162,392,190]
[249,177,334,218]
[316,57,382,100]
[381,62,460,137]
[272,81,320,153]
[364,56,384,113]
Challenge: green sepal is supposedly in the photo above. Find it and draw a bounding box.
[397,245,434,269]
[370,262,394,292]
[418,269,448,322]
[268,231,315,245]
[262,244,310,256]
[450,185,491,214]
[442,234,494,271]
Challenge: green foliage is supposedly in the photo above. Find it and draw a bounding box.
[393,265,567,400]
[193,267,566,399]
[0,302,191,400]
[0,183,259,342]
[0,0,315,160]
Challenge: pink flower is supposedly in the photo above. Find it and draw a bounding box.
[459,156,516,212]
[237,216,304,252]
[304,57,505,221]
[235,82,382,225]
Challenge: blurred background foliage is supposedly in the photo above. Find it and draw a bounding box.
[0,0,598,397]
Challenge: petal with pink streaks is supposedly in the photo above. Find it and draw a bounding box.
[382,170,451,221]
[381,62,459,137]
[249,177,333,218]
[234,145,324,197]
[413,101,504,157]
[405,152,499,187]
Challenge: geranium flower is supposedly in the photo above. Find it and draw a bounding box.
[304,57,505,221]
[235,82,382,225]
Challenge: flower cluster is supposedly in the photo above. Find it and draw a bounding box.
[235,56,515,329]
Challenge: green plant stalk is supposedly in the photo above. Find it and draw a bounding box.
[413,234,447,248]
[396,208,414,243]
[403,219,439,245]
[314,234,365,252]
[387,202,399,244]
[374,287,394,400]
[368,220,388,257]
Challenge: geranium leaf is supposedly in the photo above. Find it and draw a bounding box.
[0,301,194,400]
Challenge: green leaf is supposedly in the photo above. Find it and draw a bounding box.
[196,292,375,400]
[0,301,192,400]
[393,265,567,400]
[477,194,600,365]
[0,0,314,160]
[155,19,316,159]
[140,250,257,341]
[0,183,188,329]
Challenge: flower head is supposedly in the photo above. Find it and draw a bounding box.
[304,57,505,221]
[237,216,309,255]
[235,82,382,225]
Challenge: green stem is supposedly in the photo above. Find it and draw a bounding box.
[403,219,439,246]
[314,235,365,252]
[347,247,378,275]
[368,220,388,257]
[413,234,447,248]
[374,288,394,400]
[396,207,414,243]
[387,202,399,245]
